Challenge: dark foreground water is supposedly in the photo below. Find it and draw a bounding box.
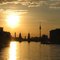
[0,41,60,60]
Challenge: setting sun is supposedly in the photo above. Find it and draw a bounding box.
[6,12,20,28]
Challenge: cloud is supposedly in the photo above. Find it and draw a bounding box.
[0,0,60,10]
[0,1,39,10]
[0,1,28,10]
[0,0,48,7]
[20,0,48,7]
[49,1,60,9]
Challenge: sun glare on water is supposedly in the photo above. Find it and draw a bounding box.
[6,11,20,28]
[9,42,17,60]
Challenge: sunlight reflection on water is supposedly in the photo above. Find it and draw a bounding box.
[0,41,60,60]
[9,41,17,60]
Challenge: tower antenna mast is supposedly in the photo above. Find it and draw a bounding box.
[39,23,41,37]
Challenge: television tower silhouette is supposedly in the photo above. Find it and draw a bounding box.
[39,24,41,37]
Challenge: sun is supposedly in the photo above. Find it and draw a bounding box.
[6,12,20,28]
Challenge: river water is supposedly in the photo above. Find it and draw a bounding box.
[0,41,60,60]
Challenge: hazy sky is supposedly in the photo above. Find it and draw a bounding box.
[0,0,60,37]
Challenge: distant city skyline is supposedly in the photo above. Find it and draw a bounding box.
[0,0,60,37]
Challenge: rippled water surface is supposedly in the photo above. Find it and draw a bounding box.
[0,41,60,60]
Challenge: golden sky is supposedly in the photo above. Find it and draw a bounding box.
[0,0,60,37]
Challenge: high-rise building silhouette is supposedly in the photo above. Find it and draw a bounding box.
[19,33,22,39]
[28,33,30,39]
[19,33,22,42]
[28,33,30,42]
[0,27,3,32]
[50,29,60,43]
[14,32,16,39]
[0,27,11,48]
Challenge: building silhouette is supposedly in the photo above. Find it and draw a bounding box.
[41,34,49,43]
[28,33,30,39]
[50,29,60,44]
[0,27,11,48]
[14,32,16,39]
[19,33,22,42]
[0,27,3,32]
[28,33,30,42]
